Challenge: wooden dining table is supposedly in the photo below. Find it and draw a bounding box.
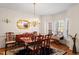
[16,35,60,55]
[18,37,33,47]
[16,36,48,49]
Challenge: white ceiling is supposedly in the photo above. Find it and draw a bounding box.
[0,3,75,16]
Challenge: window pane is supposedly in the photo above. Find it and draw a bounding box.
[57,20,64,33]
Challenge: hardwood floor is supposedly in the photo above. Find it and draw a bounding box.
[0,42,74,55]
[50,42,72,55]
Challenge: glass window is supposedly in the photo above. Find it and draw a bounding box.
[57,20,64,34]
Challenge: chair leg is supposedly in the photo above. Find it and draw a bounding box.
[5,50,7,55]
[5,44,7,55]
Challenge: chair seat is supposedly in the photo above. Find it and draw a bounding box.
[28,46,40,55]
[28,46,37,50]
[6,41,16,44]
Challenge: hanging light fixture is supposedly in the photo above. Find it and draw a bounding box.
[32,1,40,27]
[33,0,36,18]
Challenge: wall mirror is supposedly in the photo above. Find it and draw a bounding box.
[17,19,30,29]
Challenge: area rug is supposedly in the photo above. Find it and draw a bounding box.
[0,47,66,55]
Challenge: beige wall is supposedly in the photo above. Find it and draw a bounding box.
[67,4,79,51]
[0,8,40,35]
[0,7,40,48]
[40,4,79,52]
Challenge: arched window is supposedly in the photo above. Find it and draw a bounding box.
[55,19,69,38]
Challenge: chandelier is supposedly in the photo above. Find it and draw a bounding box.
[32,2,40,27]
[17,2,40,30]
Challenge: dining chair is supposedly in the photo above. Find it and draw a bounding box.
[28,35,43,55]
[5,32,16,55]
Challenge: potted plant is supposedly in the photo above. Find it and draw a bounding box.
[69,33,77,54]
